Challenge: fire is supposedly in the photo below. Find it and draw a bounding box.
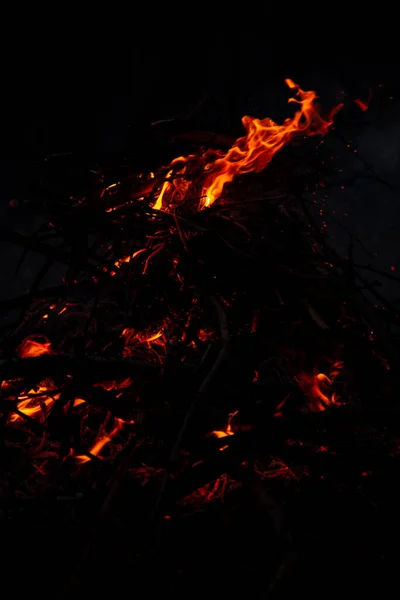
[153,169,173,211]
[17,336,53,358]
[180,474,239,506]
[211,410,239,450]
[93,377,133,391]
[75,416,134,464]
[151,79,341,211]
[297,361,343,412]
[113,249,146,269]
[1,378,84,422]
[201,79,340,208]
[9,380,59,422]
[121,325,167,361]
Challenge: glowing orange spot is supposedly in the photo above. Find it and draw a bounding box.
[211,410,238,450]
[121,325,167,360]
[145,330,163,343]
[73,397,86,407]
[17,336,53,358]
[9,380,59,422]
[145,80,339,212]
[100,182,120,198]
[75,417,134,463]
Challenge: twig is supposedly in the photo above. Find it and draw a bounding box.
[152,295,230,517]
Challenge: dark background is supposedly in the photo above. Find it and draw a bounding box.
[1,12,398,157]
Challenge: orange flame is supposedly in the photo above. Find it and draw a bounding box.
[297,361,343,411]
[201,80,340,208]
[17,336,53,358]
[153,169,173,211]
[114,249,146,269]
[151,80,341,211]
[1,379,84,422]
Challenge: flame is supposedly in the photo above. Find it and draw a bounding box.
[150,158,193,211]
[151,80,341,211]
[297,361,343,411]
[201,80,340,208]
[2,379,84,423]
[152,169,173,210]
[17,336,53,358]
[73,397,86,407]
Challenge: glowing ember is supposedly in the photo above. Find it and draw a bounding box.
[152,79,341,211]
[297,361,343,412]
[10,380,59,422]
[121,325,168,361]
[17,336,53,358]
[211,410,239,450]
[75,416,134,463]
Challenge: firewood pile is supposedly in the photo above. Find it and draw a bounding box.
[1,80,400,598]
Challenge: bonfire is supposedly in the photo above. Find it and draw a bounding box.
[1,79,399,598]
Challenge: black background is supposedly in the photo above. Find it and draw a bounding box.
[1,9,398,156]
